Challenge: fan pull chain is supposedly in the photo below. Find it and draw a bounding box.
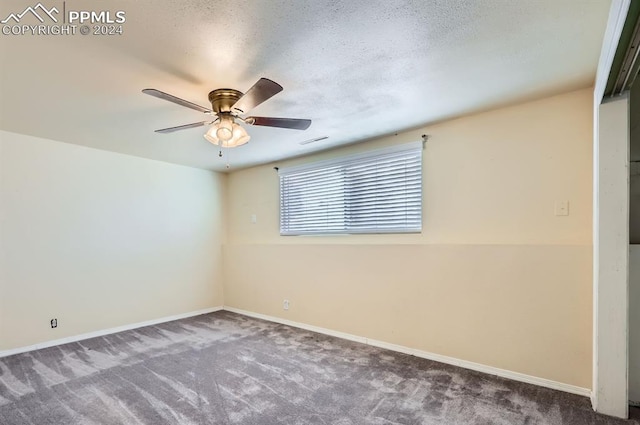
[216,140,230,169]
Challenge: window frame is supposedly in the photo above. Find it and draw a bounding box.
[278,141,423,236]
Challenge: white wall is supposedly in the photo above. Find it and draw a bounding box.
[630,245,640,405]
[0,131,226,351]
[225,88,594,390]
[631,78,640,406]
[629,81,640,242]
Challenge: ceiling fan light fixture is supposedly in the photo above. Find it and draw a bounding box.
[203,120,250,147]
[144,78,310,155]
[216,127,232,141]
[203,126,220,145]
[215,115,233,142]
[230,123,251,147]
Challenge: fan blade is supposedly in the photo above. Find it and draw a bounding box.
[142,89,211,114]
[231,78,283,114]
[246,116,311,130]
[155,121,213,133]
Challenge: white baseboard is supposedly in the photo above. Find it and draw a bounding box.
[223,306,592,398]
[0,305,593,399]
[0,306,223,358]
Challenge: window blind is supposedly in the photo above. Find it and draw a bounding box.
[279,142,422,235]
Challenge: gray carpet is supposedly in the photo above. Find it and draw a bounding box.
[0,311,637,425]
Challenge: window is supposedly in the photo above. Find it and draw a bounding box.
[279,142,422,235]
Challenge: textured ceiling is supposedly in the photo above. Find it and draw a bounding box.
[0,0,611,171]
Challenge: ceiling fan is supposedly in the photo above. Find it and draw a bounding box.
[142,78,311,148]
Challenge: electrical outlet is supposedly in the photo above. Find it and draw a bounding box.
[251,214,257,224]
[283,299,290,311]
[50,318,57,328]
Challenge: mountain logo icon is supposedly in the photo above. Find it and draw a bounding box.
[1,3,59,24]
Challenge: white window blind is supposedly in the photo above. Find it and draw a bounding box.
[279,142,422,235]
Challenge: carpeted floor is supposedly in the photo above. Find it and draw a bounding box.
[0,311,637,425]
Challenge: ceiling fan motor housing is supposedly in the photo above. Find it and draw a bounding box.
[208,89,244,113]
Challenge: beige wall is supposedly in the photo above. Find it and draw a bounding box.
[224,88,594,388]
[0,131,226,350]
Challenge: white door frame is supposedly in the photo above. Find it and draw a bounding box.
[593,1,632,418]
[594,94,630,418]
